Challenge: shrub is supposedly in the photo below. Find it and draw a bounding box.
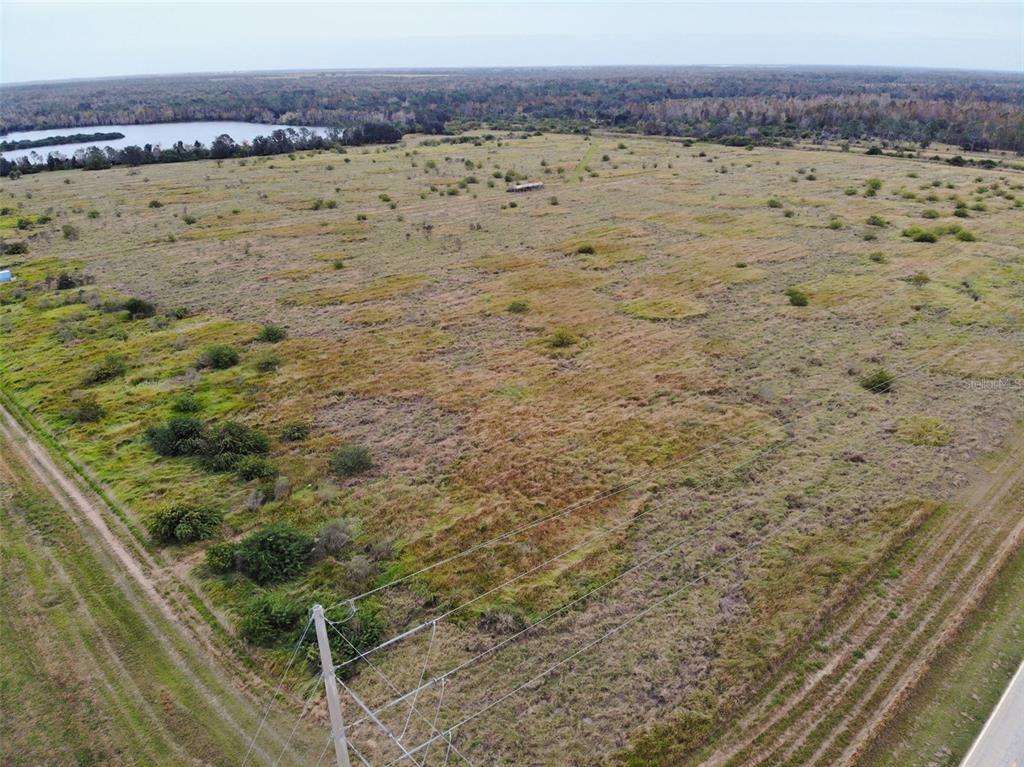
[312,519,354,560]
[507,300,529,314]
[860,368,895,393]
[784,287,808,307]
[868,252,887,263]
[200,344,239,369]
[148,200,163,208]
[146,415,206,456]
[330,444,373,477]
[82,353,128,386]
[62,224,79,240]
[205,542,237,573]
[254,353,281,373]
[955,229,977,242]
[575,244,595,254]
[865,214,887,227]
[66,394,104,423]
[909,271,931,286]
[548,328,578,348]
[182,214,197,225]
[240,592,305,646]
[123,297,156,318]
[147,502,222,544]
[866,146,883,155]
[257,324,287,342]
[921,209,940,219]
[171,392,203,413]
[767,198,783,208]
[827,219,842,230]
[199,421,270,472]
[281,422,310,441]
[237,456,278,481]
[236,523,313,585]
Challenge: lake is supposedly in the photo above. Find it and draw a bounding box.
[1,121,332,162]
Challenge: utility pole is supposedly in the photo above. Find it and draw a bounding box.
[313,604,352,767]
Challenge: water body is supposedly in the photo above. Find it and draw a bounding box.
[1,121,332,162]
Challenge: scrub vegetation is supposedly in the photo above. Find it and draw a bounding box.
[1,129,1022,765]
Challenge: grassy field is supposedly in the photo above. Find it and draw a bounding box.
[861,479,1024,767]
[1,132,1023,763]
[0,420,320,766]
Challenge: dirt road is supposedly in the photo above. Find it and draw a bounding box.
[0,401,322,766]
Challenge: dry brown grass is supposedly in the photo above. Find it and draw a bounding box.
[2,132,1022,764]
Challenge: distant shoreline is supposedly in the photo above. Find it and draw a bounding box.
[0,131,125,151]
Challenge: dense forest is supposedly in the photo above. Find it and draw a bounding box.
[2,67,1022,157]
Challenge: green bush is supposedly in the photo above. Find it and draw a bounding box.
[199,421,270,472]
[281,422,311,441]
[257,324,287,342]
[123,297,156,318]
[205,542,237,573]
[865,214,887,227]
[237,456,278,481]
[507,300,529,314]
[784,287,809,307]
[548,328,578,348]
[146,415,206,456]
[240,592,305,646]
[955,229,977,242]
[236,523,313,585]
[575,244,595,255]
[921,209,940,219]
[148,502,223,544]
[767,198,783,208]
[330,444,373,477]
[860,368,896,393]
[200,344,240,369]
[148,200,163,208]
[170,392,203,413]
[82,354,128,386]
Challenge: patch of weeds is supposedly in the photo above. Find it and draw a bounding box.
[896,416,954,446]
[330,444,373,477]
[860,368,895,393]
[82,353,128,386]
[547,327,579,348]
[507,300,530,314]
[280,422,310,441]
[257,324,287,342]
[784,287,809,307]
[199,343,239,369]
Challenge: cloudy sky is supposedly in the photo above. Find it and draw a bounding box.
[2,1,1021,84]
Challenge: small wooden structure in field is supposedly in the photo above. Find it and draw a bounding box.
[507,182,544,193]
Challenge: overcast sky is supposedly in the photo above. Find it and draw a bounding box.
[1,1,1021,84]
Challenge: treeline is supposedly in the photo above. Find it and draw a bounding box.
[0,130,124,151]
[1,123,402,177]
[1,67,1022,152]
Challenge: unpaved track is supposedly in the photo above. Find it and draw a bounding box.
[700,426,1024,767]
[0,401,320,766]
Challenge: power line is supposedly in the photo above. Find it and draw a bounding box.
[381,506,816,766]
[241,616,313,767]
[331,341,963,684]
[327,326,961,616]
[367,357,1010,764]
